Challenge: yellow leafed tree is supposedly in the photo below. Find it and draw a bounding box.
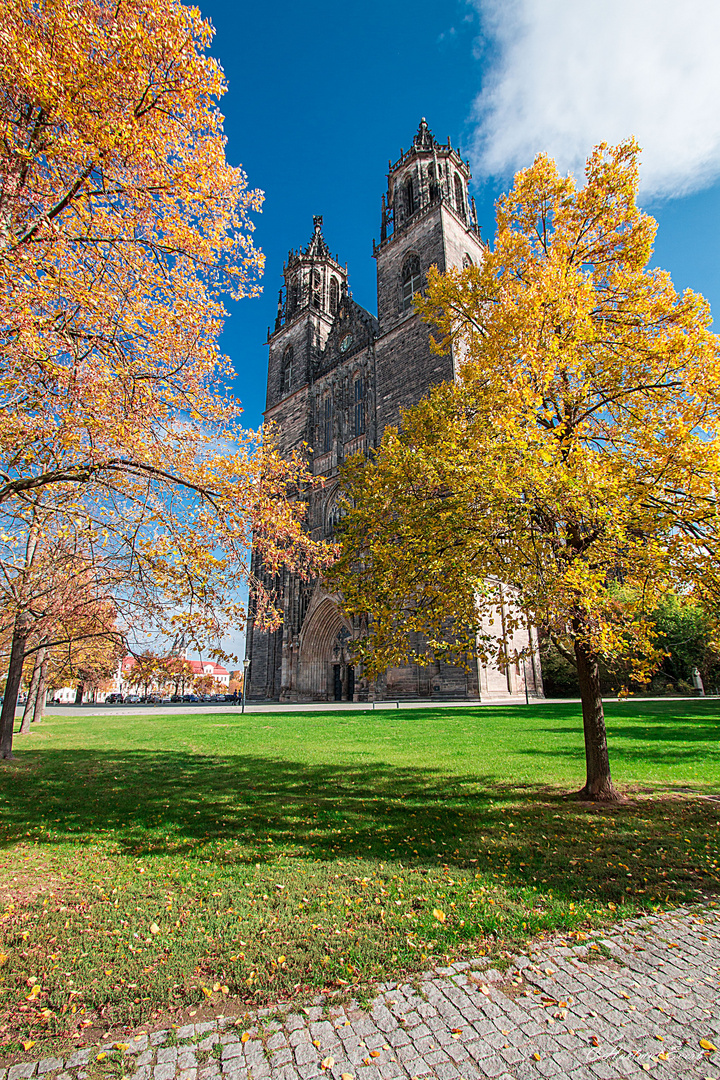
[334,140,720,801]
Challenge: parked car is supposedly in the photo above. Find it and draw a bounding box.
[182,693,199,703]
[125,694,141,703]
[105,693,124,704]
[146,693,162,703]
[170,694,182,702]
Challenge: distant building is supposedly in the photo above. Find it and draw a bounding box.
[245,120,543,704]
[118,656,230,696]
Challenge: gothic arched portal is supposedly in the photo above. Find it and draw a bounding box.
[296,598,355,701]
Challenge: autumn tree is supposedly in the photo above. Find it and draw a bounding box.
[0,0,332,753]
[334,141,720,801]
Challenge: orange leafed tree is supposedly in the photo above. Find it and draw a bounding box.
[0,0,332,754]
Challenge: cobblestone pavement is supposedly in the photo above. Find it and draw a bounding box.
[3,906,719,1080]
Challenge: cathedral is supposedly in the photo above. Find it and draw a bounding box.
[245,119,543,703]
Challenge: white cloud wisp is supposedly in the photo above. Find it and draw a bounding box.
[470,0,720,197]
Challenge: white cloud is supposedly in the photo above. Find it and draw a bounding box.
[469,0,720,197]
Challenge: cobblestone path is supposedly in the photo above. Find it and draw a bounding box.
[3,906,719,1080]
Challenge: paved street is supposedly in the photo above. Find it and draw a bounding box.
[3,905,719,1080]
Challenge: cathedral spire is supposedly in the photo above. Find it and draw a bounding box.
[304,215,331,259]
[413,117,435,151]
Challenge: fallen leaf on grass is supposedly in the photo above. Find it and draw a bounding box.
[22,1041,35,1052]
[241,1033,251,1043]
[150,923,160,935]
[432,909,445,923]
[96,1052,107,1061]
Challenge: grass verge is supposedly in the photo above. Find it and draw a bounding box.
[0,698,718,1058]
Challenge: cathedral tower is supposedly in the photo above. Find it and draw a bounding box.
[374,118,486,432]
[265,216,348,456]
[245,122,542,704]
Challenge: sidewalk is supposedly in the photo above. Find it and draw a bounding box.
[3,905,719,1080]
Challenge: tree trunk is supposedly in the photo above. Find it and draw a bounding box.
[74,683,84,705]
[20,649,44,734]
[32,651,49,724]
[0,613,31,759]
[573,638,620,801]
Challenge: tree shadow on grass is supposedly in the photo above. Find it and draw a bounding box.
[0,749,717,906]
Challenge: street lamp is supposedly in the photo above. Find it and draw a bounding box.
[241,657,250,714]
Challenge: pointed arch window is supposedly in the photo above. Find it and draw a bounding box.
[329,276,339,315]
[400,255,421,313]
[353,374,366,436]
[454,174,466,220]
[282,346,294,393]
[462,253,473,268]
[312,270,322,310]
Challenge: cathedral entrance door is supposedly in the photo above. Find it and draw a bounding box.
[347,665,355,700]
[333,664,342,701]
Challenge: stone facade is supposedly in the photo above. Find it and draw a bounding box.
[246,120,543,703]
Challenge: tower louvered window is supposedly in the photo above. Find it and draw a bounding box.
[354,375,365,436]
[406,178,416,216]
[454,174,466,220]
[282,346,293,393]
[312,270,322,310]
[329,277,339,315]
[323,395,332,452]
[400,256,421,312]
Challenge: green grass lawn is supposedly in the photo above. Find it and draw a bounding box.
[0,699,718,1056]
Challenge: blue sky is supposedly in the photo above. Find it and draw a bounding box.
[198,0,720,663]
[202,0,720,431]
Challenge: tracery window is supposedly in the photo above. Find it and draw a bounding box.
[282,345,293,393]
[462,253,473,269]
[400,255,421,313]
[454,174,466,220]
[326,500,344,535]
[329,276,339,315]
[353,374,366,436]
[312,270,322,310]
